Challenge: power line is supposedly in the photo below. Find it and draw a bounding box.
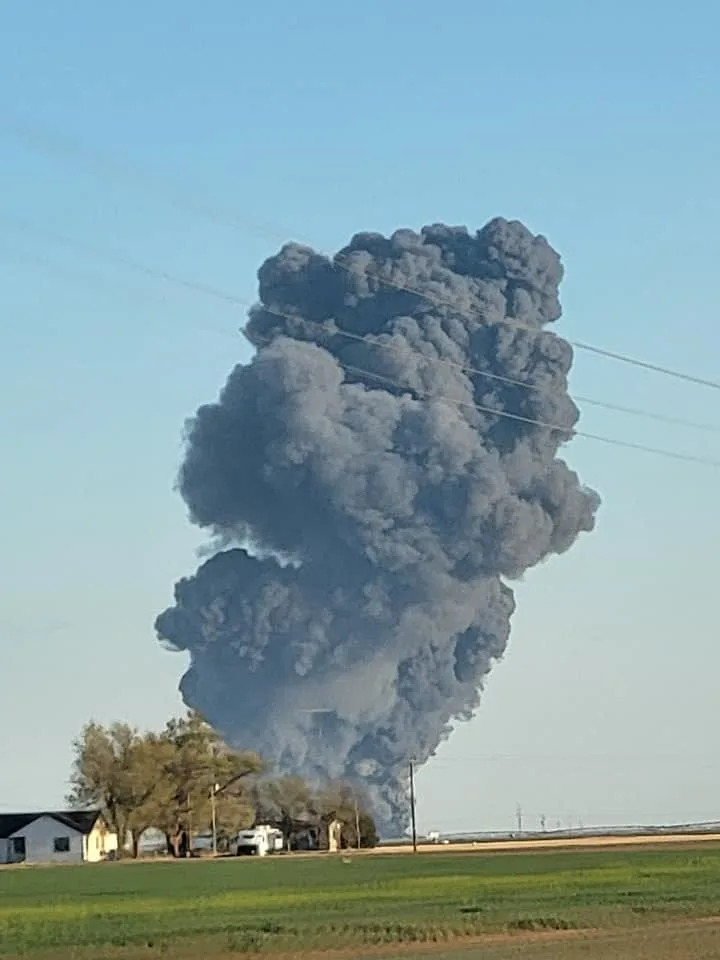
[0,212,245,307]
[3,211,719,446]
[3,216,719,466]
[256,314,720,464]
[415,751,720,763]
[0,112,281,243]
[332,256,720,393]
[4,113,720,392]
[331,359,720,469]
[296,323,720,435]
[0,241,239,343]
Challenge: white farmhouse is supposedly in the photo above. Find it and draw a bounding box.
[0,810,117,865]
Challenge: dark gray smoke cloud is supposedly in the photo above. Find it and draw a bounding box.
[155,217,600,834]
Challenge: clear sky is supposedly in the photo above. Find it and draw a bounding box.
[1,0,719,835]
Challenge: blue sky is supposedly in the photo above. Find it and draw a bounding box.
[1,0,719,833]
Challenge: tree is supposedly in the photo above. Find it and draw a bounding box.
[251,776,378,850]
[212,787,256,850]
[68,714,262,858]
[352,810,379,849]
[67,713,379,857]
[312,780,378,849]
[252,776,314,849]
[124,734,175,858]
[154,711,262,857]
[67,722,169,857]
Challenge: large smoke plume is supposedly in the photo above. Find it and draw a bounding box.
[155,217,600,834]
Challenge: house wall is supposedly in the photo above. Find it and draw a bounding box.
[9,816,84,864]
[328,819,343,853]
[84,822,118,863]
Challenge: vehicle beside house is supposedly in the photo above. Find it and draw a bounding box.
[0,810,117,865]
[230,824,284,856]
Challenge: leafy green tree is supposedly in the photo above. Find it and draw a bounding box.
[212,787,256,850]
[251,775,314,848]
[124,733,176,857]
[68,713,378,857]
[68,713,262,858]
[155,711,262,856]
[251,776,377,850]
[313,780,378,848]
[67,722,168,857]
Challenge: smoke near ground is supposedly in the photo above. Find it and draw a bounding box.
[155,217,600,834]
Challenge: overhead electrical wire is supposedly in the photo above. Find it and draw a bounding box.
[4,112,720,392]
[3,219,717,436]
[2,212,716,434]
[249,332,720,467]
[326,359,720,469]
[291,322,720,435]
[0,242,239,343]
[0,113,281,243]
[2,211,719,467]
[328,255,720,392]
[0,212,243,306]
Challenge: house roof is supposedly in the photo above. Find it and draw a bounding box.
[0,810,102,839]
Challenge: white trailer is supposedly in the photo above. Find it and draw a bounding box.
[231,825,284,856]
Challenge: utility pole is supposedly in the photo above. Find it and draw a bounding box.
[209,768,255,857]
[210,783,219,856]
[186,797,193,858]
[516,803,523,834]
[409,758,417,853]
[354,796,361,850]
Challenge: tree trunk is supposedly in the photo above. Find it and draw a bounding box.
[131,831,143,859]
[168,831,182,858]
[281,814,293,852]
[113,817,127,859]
[107,808,124,859]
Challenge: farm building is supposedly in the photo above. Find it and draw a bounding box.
[0,810,117,865]
[289,818,344,852]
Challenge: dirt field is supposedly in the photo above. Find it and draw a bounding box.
[378,831,720,856]
[364,917,720,959]
[24,917,719,959]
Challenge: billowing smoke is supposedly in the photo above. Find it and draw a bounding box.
[155,217,600,834]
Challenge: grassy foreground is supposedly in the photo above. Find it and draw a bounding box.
[1,843,720,957]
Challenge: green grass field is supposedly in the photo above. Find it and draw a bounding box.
[1,843,720,958]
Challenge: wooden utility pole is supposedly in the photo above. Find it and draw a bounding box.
[208,768,255,857]
[409,758,417,853]
[210,784,219,856]
[354,797,361,850]
[186,796,193,858]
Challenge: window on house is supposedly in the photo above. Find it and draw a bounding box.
[53,837,70,853]
[11,837,26,857]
